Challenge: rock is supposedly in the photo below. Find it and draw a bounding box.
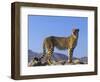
[73,59,80,64]
[73,59,85,64]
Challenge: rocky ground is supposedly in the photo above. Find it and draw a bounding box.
[28,49,88,66]
[28,57,87,66]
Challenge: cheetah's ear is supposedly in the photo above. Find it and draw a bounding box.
[72,28,76,32]
[72,27,79,32]
[72,29,76,35]
[72,27,77,34]
[72,28,78,36]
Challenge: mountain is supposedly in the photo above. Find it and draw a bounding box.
[28,50,42,62]
[80,57,88,64]
[28,49,67,62]
[51,52,68,61]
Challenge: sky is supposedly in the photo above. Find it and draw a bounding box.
[28,15,88,58]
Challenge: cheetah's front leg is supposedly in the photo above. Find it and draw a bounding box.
[68,48,73,63]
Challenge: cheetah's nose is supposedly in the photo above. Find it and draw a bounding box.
[77,29,79,32]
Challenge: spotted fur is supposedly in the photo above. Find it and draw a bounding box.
[43,29,79,65]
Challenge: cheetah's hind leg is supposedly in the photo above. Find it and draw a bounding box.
[46,49,53,65]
